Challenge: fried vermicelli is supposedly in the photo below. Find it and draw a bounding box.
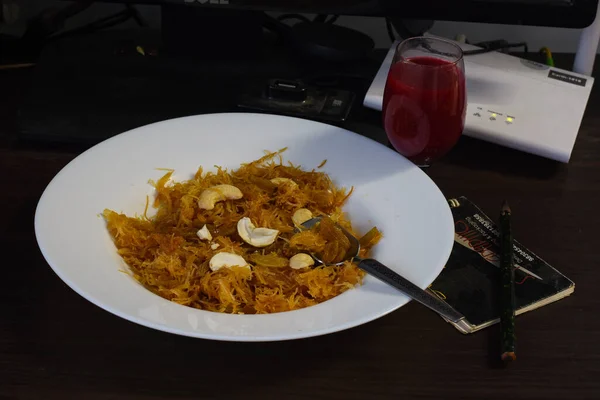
[103,149,381,314]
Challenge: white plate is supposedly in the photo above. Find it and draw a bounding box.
[35,113,454,341]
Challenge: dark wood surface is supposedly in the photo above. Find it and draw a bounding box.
[2,54,600,400]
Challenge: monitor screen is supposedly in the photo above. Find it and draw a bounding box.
[96,0,598,28]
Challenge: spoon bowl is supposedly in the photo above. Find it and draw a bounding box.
[300,216,360,266]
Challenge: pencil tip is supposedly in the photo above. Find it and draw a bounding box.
[501,200,511,214]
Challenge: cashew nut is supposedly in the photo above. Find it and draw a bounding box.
[197,184,243,210]
[270,177,298,188]
[292,208,313,227]
[237,217,279,247]
[209,252,250,271]
[289,253,315,270]
[196,225,212,241]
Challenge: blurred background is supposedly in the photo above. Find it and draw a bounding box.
[0,0,595,52]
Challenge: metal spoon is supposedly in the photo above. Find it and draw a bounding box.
[301,217,465,324]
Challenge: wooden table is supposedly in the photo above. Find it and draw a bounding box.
[2,55,599,400]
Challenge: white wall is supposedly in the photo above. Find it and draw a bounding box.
[0,1,593,53]
[432,21,585,53]
[334,16,587,53]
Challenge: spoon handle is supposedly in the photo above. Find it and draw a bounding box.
[358,259,465,323]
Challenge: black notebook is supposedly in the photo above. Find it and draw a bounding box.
[428,197,575,334]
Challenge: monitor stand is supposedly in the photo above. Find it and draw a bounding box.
[161,5,266,60]
[161,5,376,63]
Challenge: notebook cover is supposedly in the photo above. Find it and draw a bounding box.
[428,197,574,332]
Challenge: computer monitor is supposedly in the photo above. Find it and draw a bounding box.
[101,0,599,28]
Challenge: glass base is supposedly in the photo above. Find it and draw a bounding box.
[386,139,432,169]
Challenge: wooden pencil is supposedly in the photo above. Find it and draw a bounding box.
[500,200,516,362]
